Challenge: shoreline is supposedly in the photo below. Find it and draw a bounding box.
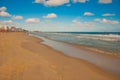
[29,31,120,58]
[63,41,120,59]
[26,35,120,78]
[42,35,120,59]
[0,32,120,80]
[30,33,120,75]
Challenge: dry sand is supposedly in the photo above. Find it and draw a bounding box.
[0,32,119,80]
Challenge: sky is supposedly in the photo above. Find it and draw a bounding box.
[0,0,120,32]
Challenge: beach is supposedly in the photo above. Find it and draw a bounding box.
[0,32,119,80]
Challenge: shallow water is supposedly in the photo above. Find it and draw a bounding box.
[29,33,120,76]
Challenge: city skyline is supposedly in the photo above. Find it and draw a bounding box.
[0,0,120,32]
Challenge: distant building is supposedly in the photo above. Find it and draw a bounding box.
[0,24,2,28]
[0,26,9,32]
[0,26,27,32]
[10,27,16,32]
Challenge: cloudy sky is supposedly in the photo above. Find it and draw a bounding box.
[0,0,120,32]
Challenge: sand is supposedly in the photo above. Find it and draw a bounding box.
[0,32,119,80]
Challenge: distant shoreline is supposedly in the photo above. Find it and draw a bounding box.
[33,31,120,35]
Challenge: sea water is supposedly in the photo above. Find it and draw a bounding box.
[30,32,120,75]
[31,32,120,54]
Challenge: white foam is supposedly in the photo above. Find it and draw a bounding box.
[76,34,120,42]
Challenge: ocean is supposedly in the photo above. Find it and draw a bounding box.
[31,32,120,54]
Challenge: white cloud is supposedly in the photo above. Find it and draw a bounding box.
[84,12,94,16]
[0,6,7,11]
[102,13,115,16]
[72,19,95,27]
[34,0,112,6]
[43,13,57,18]
[94,18,119,24]
[12,16,23,20]
[34,0,45,3]
[45,0,69,6]
[34,0,69,6]
[0,6,11,17]
[26,18,40,23]
[99,0,112,4]
[2,20,13,24]
[0,11,11,17]
[73,0,87,3]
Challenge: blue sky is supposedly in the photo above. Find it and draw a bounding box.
[0,0,120,32]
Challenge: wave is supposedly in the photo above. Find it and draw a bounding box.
[76,34,120,42]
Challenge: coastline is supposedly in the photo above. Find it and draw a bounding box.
[42,35,120,59]
[0,32,120,80]
[30,33,120,75]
